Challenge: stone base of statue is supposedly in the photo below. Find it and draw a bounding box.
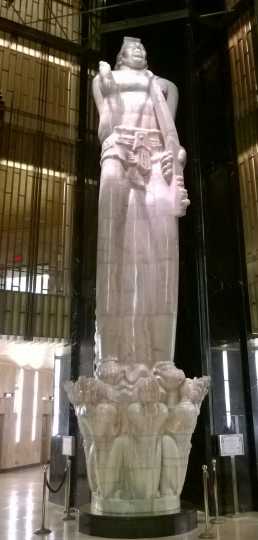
[64,36,210,535]
[65,364,209,522]
[92,493,180,515]
[79,503,197,538]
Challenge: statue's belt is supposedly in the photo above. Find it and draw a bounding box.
[113,126,163,148]
[101,128,164,176]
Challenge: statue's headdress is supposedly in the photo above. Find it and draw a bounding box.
[123,36,141,44]
[115,36,147,70]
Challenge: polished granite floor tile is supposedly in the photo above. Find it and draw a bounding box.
[0,467,258,539]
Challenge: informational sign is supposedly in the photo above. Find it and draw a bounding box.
[218,433,245,457]
[62,435,75,456]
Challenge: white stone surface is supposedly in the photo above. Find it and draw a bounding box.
[65,36,209,516]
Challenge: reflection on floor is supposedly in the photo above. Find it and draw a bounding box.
[0,467,258,540]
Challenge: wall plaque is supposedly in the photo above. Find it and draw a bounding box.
[218,434,244,456]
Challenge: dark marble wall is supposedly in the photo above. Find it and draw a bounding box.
[196,11,258,511]
[72,180,99,508]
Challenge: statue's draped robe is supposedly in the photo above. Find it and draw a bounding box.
[95,119,179,368]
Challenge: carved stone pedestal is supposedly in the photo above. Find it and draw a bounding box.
[79,504,197,538]
[65,366,209,519]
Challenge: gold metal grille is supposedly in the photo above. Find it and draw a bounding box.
[0,30,80,338]
[227,11,258,332]
[0,0,81,43]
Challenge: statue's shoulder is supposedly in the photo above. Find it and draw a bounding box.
[155,76,178,100]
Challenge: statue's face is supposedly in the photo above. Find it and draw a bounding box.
[153,362,185,391]
[78,377,99,404]
[180,378,194,401]
[136,376,160,403]
[97,358,120,386]
[121,41,147,70]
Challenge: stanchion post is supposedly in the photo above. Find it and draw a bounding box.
[230,455,240,516]
[211,458,224,524]
[199,465,215,539]
[63,457,75,521]
[34,465,52,536]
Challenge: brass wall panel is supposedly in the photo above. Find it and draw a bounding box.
[0,0,81,43]
[227,10,258,333]
[0,28,80,339]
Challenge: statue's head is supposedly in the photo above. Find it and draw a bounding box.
[153,361,185,391]
[136,376,161,403]
[179,376,210,405]
[77,376,100,405]
[115,36,147,70]
[96,356,120,386]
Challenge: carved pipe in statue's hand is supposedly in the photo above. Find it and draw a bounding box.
[161,150,173,183]
[99,61,112,78]
[171,176,190,217]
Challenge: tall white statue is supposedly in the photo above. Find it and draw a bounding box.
[65,37,209,515]
[93,36,189,368]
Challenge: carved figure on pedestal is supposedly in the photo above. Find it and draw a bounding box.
[162,376,210,496]
[65,37,210,515]
[65,377,120,497]
[152,363,186,498]
[126,377,167,499]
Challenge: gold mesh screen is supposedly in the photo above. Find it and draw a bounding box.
[0,31,80,338]
[227,11,258,332]
[0,0,81,43]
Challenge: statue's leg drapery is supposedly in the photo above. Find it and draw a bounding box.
[96,153,179,367]
[96,157,130,363]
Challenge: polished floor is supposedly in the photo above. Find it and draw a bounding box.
[0,467,258,539]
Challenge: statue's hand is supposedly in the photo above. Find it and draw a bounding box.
[161,151,173,184]
[127,151,137,165]
[99,61,112,78]
[178,147,187,168]
[171,176,190,217]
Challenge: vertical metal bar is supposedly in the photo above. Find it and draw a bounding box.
[199,465,215,539]
[63,457,75,521]
[211,459,224,524]
[42,466,48,529]
[34,465,52,536]
[231,456,240,515]
[1,96,15,296]
[203,466,210,528]
[212,459,219,519]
